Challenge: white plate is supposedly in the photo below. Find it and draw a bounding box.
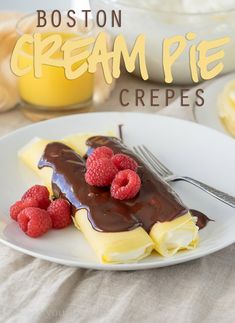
[1,112,235,270]
[194,73,235,137]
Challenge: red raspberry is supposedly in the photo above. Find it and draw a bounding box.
[111,153,138,172]
[17,207,52,238]
[111,170,141,200]
[10,198,39,221]
[85,158,118,187]
[22,185,51,209]
[86,146,114,168]
[47,199,72,229]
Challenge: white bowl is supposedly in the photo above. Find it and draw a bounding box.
[90,0,235,84]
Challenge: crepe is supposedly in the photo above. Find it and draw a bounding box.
[18,133,199,263]
[19,135,154,264]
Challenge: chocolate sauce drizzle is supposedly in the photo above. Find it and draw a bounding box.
[38,136,209,233]
[190,210,212,230]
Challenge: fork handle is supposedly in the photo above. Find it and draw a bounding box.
[170,176,235,208]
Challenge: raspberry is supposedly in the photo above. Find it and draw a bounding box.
[111,153,138,172]
[86,146,114,168]
[18,207,52,238]
[10,198,39,221]
[22,185,51,209]
[85,158,118,187]
[111,170,141,200]
[47,199,72,229]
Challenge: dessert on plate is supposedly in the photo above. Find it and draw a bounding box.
[10,132,210,264]
[218,80,235,137]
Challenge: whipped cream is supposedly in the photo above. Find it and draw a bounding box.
[112,0,235,14]
[108,244,153,263]
[150,213,199,257]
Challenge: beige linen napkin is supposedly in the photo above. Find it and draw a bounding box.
[0,12,115,113]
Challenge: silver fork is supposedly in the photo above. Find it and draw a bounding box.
[133,145,235,208]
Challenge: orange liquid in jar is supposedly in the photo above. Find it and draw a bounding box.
[18,32,94,109]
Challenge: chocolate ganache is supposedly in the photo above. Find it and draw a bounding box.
[190,210,211,229]
[87,136,211,229]
[38,136,207,233]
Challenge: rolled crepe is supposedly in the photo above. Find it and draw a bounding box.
[18,135,154,264]
[150,213,199,257]
[19,137,52,192]
[85,135,199,257]
[73,209,153,263]
[18,133,199,262]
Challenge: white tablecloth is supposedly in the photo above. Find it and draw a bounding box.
[0,74,234,323]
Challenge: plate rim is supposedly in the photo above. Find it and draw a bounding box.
[0,234,233,270]
[1,111,234,145]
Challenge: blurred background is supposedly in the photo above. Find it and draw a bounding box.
[0,0,235,138]
[0,0,160,125]
[0,0,89,11]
